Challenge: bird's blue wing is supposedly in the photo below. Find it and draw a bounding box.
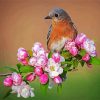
[47,25,52,46]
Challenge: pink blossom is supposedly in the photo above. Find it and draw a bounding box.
[39,73,48,84]
[26,73,36,82]
[82,53,90,62]
[34,67,43,76]
[4,76,13,87]
[82,38,96,57]
[75,33,87,45]
[28,57,37,66]
[65,41,75,51]
[12,72,22,85]
[32,42,43,53]
[35,55,48,67]
[52,53,60,63]
[53,76,62,84]
[17,48,28,60]
[69,47,78,56]
[36,48,46,57]
[11,81,35,98]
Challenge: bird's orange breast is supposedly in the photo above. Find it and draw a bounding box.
[47,20,75,50]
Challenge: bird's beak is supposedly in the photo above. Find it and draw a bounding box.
[44,16,52,19]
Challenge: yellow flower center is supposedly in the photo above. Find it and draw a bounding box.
[50,66,55,71]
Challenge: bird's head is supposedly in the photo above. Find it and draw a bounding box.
[44,8,71,23]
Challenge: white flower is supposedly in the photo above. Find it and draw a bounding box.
[83,38,96,57]
[45,58,63,78]
[11,81,35,98]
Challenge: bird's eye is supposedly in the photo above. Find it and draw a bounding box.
[55,13,58,17]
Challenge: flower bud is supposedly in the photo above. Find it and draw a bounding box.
[39,73,48,84]
[53,76,62,84]
[17,48,28,60]
[82,53,90,62]
[26,73,36,82]
[69,47,78,56]
[34,67,43,76]
[4,76,13,87]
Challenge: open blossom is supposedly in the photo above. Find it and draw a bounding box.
[26,73,36,82]
[32,42,43,53]
[11,81,35,98]
[28,57,37,66]
[52,52,65,63]
[69,47,78,56]
[12,72,22,86]
[82,53,90,62]
[4,76,13,87]
[17,48,28,60]
[65,41,75,50]
[35,55,48,67]
[45,58,63,78]
[39,73,48,84]
[34,67,43,76]
[75,33,87,45]
[82,38,96,57]
[53,76,62,84]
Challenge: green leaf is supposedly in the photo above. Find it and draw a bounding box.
[57,84,62,94]
[28,50,33,57]
[61,61,72,65]
[16,63,22,72]
[3,89,12,99]
[61,50,71,58]
[79,49,86,56]
[40,81,49,94]
[48,51,52,58]
[4,66,18,73]
[20,65,34,73]
[73,59,78,68]
[60,70,67,80]
[90,57,100,65]
[80,60,85,67]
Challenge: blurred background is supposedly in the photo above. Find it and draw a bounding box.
[0,0,100,100]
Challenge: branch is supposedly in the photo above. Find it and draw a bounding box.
[0,73,12,76]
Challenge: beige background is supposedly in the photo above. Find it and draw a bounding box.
[0,0,100,67]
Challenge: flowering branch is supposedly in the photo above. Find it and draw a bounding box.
[0,73,12,76]
[1,33,100,99]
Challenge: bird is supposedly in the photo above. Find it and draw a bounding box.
[45,8,78,52]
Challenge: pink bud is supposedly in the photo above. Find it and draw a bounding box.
[52,53,60,63]
[82,53,90,62]
[21,59,28,65]
[4,76,13,87]
[34,67,43,76]
[86,62,92,68]
[75,33,87,45]
[17,48,28,60]
[53,76,62,84]
[12,72,22,85]
[69,47,78,56]
[39,73,48,84]
[26,73,36,82]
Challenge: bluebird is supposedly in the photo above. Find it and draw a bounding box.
[45,8,78,52]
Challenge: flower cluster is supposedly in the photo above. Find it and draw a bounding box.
[3,33,99,98]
